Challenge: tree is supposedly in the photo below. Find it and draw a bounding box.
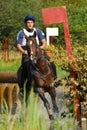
[0,0,43,38]
[0,0,87,44]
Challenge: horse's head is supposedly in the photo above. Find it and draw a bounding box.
[26,31,38,63]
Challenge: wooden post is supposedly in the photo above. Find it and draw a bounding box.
[49,36,53,44]
[0,72,18,83]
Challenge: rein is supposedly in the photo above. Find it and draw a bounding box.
[30,58,50,82]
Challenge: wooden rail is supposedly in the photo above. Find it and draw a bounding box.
[0,72,18,83]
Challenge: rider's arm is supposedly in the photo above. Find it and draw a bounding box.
[16,30,28,55]
[17,44,27,55]
[40,39,47,49]
[37,29,47,49]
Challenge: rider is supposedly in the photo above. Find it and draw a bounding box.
[16,14,47,95]
[16,14,57,95]
[17,14,47,64]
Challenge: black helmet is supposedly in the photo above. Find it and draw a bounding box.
[24,14,35,22]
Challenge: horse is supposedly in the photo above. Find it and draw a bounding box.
[17,31,59,119]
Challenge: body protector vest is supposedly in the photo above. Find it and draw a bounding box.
[23,28,39,46]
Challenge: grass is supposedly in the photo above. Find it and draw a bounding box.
[0,88,77,130]
[50,116,77,130]
[0,50,21,72]
[0,59,21,71]
[0,89,47,130]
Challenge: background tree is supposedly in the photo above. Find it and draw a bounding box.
[0,0,87,45]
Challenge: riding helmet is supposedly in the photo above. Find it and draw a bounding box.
[24,14,35,22]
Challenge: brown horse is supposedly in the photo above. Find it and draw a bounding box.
[24,31,59,119]
[26,32,58,119]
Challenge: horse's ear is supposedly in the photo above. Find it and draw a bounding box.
[34,31,36,37]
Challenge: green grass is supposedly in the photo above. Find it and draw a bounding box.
[0,89,47,130]
[0,59,21,72]
[0,50,21,71]
[50,115,77,130]
[0,89,77,130]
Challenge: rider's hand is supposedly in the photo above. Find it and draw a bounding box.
[39,46,45,50]
[23,50,28,55]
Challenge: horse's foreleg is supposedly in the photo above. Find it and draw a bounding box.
[36,88,54,120]
[49,87,59,113]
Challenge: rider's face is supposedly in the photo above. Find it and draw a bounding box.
[26,20,34,30]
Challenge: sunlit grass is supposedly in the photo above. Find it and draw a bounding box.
[0,50,21,71]
[0,59,21,71]
[0,89,47,130]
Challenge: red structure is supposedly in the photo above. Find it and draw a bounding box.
[42,6,81,126]
[42,6,72,60]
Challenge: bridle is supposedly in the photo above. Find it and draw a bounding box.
[26,36,51,83]
[26,36,38,63]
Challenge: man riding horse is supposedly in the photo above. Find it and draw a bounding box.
[16,14,57,97]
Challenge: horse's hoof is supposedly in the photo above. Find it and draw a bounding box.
[54,80,62,87]
[61,112,66,118]
[53,107,59,113]
[49,114,54,120]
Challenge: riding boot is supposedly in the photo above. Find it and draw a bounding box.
[18,62,28,93]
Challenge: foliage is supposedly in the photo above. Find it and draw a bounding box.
[50,116,77,130]
[45,43,87,118]
[66,43,87,101]
[0,0,87,44]
[67,4,87,43]
[45,44,69,70]
[47,43,87,102]
[0,0,43,38]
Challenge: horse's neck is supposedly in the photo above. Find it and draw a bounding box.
[37,56,50,75]
[37,48,45,58]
